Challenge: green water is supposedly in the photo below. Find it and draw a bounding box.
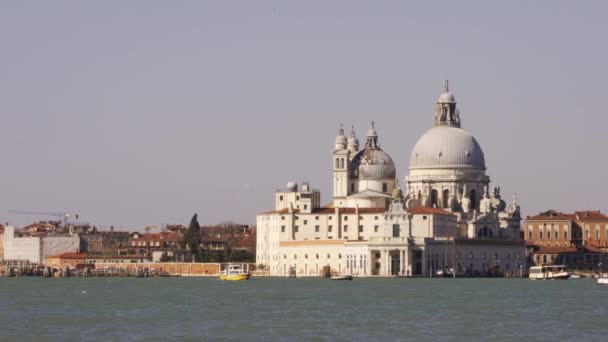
[0,277,606,341]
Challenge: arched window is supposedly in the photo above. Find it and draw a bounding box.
[470,189,477,210]
[477,227,493,238]
[431,189,439,207]
[442,189,449,209]
[335,158,339,169]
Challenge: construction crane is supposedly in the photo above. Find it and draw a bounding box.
[8,210,79,227]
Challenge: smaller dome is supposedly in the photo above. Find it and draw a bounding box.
[335,134,347,145]
[438,91,455,103]
[367,127,378,138]
[286,181,298,191]
[437,80,456,103]
[350,149,396,180]
[350,122,395,180]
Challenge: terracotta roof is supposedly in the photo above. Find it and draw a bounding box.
[234,237,255,248]
[528,244,608,254]
[526,210,574,221]
[407,206,455,216]
[527,210,608,222]
[574,211,608,221]
[86,255,144,259]
[131,232,179,241]
[47,252,87,259]
[535,246,577,254]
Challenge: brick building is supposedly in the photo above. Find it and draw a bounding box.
[525,210,608,272]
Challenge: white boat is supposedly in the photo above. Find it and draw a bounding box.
[436,268,456,278]
[569,275,581,279]
[331,275,353,280]
[529,265,570,280]
[597,277,608,285]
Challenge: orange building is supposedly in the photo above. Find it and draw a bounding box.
[525,210,608,271]
[45,252,88,268]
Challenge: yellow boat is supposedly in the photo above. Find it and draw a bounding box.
[219,264,251,281]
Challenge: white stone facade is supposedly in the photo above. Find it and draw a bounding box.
[3,226,80,264]
[256,81,526,277]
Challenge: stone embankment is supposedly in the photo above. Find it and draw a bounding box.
[2,262,257,277]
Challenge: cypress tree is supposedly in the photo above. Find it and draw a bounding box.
[183,213,201,261]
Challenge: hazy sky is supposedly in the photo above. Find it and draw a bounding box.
[1,1,607,230]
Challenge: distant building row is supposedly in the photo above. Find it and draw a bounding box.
[0,223,255,266]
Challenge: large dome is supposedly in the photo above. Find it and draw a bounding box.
[409,126,485,170]
[350,148,396,180]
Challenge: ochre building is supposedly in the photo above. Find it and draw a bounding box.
[525,210,608,271]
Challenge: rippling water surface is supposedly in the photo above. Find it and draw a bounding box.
[1,277,607,341]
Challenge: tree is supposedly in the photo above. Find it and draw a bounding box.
[182,213,201,261]
[159,252,173,262]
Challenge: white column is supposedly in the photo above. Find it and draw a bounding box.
[380,250,386,276]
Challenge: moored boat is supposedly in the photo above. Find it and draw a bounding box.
[598,277,608,284]
[331,275,353,280]
[219,264,251,281]
[529,265,570,280]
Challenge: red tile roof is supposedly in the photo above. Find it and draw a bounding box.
[526,210,575,221]
[86,255,144,259]
[47,252,87,259]
[574,211,608,221]
[527,210,608,222]
[535,246,577,254]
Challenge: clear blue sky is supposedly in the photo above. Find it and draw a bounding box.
[1,1,607,229]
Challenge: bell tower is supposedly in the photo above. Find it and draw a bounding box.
[333,125,350,207]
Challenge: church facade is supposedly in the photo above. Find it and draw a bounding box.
[256,82,526,277]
